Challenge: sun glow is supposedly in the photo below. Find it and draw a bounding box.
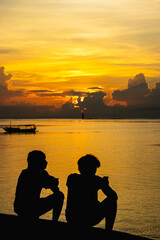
[0,0,160,110]
[72,96,79,105]
[80,97,85,102]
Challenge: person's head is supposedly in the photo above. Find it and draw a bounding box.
[27,150,47,171]
[78,154,100,176]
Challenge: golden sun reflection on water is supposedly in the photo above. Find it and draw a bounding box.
[0,119,160,239]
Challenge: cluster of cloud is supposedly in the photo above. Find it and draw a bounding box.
[28,86,103,99]
[0,66,24,104]
[77,91,106,112]
[58,91,107,118]
[28,89,85,98]
[0,66,160,118]
[112,73,160,108]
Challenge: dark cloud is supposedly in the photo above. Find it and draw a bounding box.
[76,91,107,118]
[29,90,53,93]
[81,91,106,117]
[59,100,81,118]
[146,82,160,108]
[32,90,108,118]
[78,91,106,108]
[112,73,160,107]
[87,86,103,90]
[61,90,84,97]
[0,66,12,86]
[26,89,108,118]
[128,73,147,88]
[56,91,107,118]
[59,89,160,119]
[0,48,19,54]
[0,67,160,119]
[34,89,85,97]
[0,66,24,104]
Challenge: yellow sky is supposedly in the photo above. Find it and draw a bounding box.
[0,0,160,106]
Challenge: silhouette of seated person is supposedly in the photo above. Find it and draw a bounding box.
[14,150,64,222]
[66,154,118,230]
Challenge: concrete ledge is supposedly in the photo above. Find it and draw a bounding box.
[0,213,152,240]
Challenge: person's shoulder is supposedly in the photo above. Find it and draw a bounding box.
[94,175,102,181]
[67,173,79,185]
[67,173,79,180]
[20,169,28,176]
[94,175,103,186]
[21,169,27,173]
[17,169,29,181]
[42,170,49,176]
[41,170,50,180]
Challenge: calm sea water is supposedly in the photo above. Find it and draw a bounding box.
[0,119,160,239]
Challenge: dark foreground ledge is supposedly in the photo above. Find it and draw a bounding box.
[0,213,152,240]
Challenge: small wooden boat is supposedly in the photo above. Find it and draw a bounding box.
[2,124,36,133]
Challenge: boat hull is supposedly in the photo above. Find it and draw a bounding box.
[3,127,36,134]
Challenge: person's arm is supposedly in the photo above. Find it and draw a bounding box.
[43,171,59,192]
[48,176,59,193]
[101,177,118,200]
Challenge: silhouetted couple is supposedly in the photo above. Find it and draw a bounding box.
[14,151,117,230]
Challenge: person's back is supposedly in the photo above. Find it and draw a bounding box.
[14,168,54,216]
[14,150,64,221]
[66,173,103,224]
[66,154,118,229]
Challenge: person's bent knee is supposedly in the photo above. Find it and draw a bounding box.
[48,191,64,204]
[107,195,117,203]
[108,197,117,208]
[56,191,64,202]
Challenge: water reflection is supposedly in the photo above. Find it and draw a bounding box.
[0,119,160,239]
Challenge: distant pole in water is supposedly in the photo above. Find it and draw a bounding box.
[81,108,86,119]
[82,110,84,119]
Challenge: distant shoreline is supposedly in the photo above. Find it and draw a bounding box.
[0,105,160,120]
[0,117,160,120]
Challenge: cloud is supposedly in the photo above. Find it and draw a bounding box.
[78,91,106,106]
[1,67,160,119]
[77,91,107,117]
[128,73,147,88]
[56,91,108,118]
[0,67,86,108]
[29,90,53,93]
[0,66,12,86]
[112,73,160,107]
[30,89,85,98]
[146,82,160,107]
[59,90,84,97]
[0,48,19,54]
[87,86,103,90]
[0,66,24,104]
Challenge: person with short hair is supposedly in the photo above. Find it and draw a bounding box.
[14,150,64,222]
[65,154,118,230]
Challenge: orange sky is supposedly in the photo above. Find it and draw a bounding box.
[0,0,160,108]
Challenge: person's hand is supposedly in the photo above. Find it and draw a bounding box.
[54,177,59,187]
[51,186,59,193]
[102,176,109,186]
[49,176,59,192]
